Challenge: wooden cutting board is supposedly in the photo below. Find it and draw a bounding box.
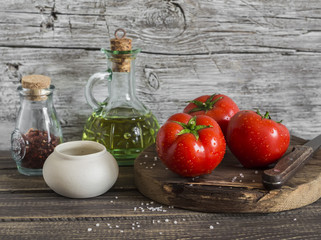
[134,136,321,213]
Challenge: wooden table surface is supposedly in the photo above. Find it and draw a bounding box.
[1,151,321,240]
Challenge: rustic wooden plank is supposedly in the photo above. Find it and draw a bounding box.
[1,0,321,53]
[2,47,321,151]
[0,200,321,239]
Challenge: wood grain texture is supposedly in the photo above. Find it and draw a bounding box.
[1,0,321,151]
[1,150,321,239]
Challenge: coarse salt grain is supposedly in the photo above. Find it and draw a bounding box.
[231,176,237,182]
[209,225,214,229]
[240,173,244,178]
[88,228,92,232]
[96,223,100,227]
[145,154,148,157]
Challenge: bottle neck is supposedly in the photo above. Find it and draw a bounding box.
[104,54,148,115]
[109,71,136,101]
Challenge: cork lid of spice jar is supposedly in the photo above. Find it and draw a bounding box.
[22,75,51,89]
[21,75,51,101]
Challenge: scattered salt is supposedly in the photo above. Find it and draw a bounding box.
[240,173,244,178]
[87,228,92,232]
[145,154,148,157]
[174,221,178,224]
[96,223,100,227]
[293,218,297,221]
[209,225,214,229]
[231,176,237,182]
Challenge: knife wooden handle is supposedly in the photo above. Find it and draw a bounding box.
[262,145,314,190]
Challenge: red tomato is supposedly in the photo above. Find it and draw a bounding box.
[226,110,290,168]
[156,113,226,177]
[183,94,239,136]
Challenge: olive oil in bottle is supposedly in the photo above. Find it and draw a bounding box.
[82,110,159,165]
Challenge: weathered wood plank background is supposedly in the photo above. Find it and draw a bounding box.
[1,0,321,150]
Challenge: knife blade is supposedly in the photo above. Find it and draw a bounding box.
[262,134,321,190]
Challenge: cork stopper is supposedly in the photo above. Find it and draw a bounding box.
[22,75,51,89]
[110,28,132,51]
[110,28,132,72]
[21,75,51,101]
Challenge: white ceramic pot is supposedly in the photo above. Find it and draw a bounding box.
[43,141,119,198]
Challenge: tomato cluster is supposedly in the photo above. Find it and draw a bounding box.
[156,94,290,177]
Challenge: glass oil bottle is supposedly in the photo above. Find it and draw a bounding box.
[82,29,159,166]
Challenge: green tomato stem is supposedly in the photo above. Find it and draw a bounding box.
[174,116,213,141]
[188,94,223,114]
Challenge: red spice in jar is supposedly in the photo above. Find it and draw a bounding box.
[21,129,60,169]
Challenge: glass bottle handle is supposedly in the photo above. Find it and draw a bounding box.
[85,71,111,110]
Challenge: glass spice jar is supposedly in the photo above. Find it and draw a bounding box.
[11,75,63,176]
